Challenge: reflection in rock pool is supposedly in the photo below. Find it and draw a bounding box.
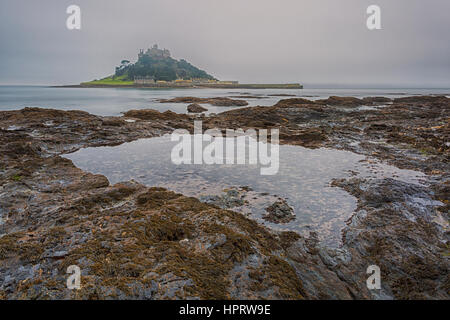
[64,135,426,246]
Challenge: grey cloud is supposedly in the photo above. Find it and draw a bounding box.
[0,0,449,87]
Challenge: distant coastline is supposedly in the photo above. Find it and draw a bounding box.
[54,83,303,89]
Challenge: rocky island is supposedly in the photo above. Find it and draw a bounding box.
[61,45,302,90]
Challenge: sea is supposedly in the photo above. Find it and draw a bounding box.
[0,85,449,116]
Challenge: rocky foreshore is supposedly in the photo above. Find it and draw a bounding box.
[0,96,448,299]
[158,96,249,107]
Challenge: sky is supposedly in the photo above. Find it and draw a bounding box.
[0,0,449,88]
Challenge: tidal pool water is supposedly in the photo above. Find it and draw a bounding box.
[64,135,426,246]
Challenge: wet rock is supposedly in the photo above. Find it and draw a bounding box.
[0,95,448,300]
[264,200,295,223]
[318,247,351,268]
[268,94,297,97]
[362,97,392,104]
[200,189,246,209]
[274,98,315,106]
[279,129,327,148]
[316,96,365,107]
[211,234,227,249]
[332,176,449,299]
[123,109,188,121]
[228,95,265,99]
[159,96,248,107]
[393,95,448,104]
[101,118,125,126]
[43,250,68,259]
[187,104,208,113]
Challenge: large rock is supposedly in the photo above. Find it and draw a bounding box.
[187,104,208,113]
[274,98,315,106]
[159,96,248,107]
[393,95,448,104]
[123,109,188,121]
[316,96,365,107]
[264,200,295,223]
[362,96,392,104]
[199,189,246,209]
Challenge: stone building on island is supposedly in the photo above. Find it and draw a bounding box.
[138,44,171,59]
[134,44,240,86]
[133,76,155,85]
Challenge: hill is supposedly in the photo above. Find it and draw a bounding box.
[88,45,216,84]
[77,44,301,89]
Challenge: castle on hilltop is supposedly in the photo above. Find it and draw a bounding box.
[138,44,170,59]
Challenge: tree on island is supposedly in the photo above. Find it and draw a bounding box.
[114,46,216,81]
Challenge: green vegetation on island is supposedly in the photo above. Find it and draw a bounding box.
[81,75,134,86]
[83,44,215,86]
[118,45,216,82]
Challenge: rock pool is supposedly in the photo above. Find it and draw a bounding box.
[64,135,426,246]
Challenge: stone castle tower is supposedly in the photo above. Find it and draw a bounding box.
[139,44,170,59]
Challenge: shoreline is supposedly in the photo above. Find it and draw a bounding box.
[53,83,303,90]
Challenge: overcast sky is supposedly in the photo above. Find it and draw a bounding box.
[0,0,449,87]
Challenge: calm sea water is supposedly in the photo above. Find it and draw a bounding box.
[1,86,449,116]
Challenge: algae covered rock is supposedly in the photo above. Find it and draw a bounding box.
[264,200,295,223]
[187,104,208,113]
